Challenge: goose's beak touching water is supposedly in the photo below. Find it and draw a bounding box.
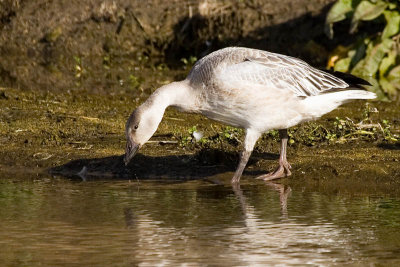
[122,47,376,182]
[124,89,172,167]
[124,141,140,166]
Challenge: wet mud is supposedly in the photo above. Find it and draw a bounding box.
[1,1,398,190]
[1,86,399,193]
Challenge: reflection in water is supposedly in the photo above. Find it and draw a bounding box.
[1,177,400,266]
[265,182,292,217]
[124,207,135,229]
[232,182,291,219]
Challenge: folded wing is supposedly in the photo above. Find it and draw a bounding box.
[217,52,352,97]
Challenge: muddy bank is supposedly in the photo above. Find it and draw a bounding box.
[0,0,337,92]
[1,86,399,187]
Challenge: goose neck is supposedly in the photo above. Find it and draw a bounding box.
[148,80,193,110]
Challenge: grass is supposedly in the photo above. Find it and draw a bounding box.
[0,86,398,180]
[177,103,399,151]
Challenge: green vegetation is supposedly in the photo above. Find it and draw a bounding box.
[180,126,207,146]
[291,104,398,145]
[326,0,400,97]
[181,56,198,70]
[179,125,244,148]
[128,74,143,89]
[73,56,84,79]
[0,87,399,180]
[178,104,399,150]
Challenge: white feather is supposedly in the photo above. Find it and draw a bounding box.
[301,90,376,120]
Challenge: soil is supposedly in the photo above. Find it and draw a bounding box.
[0,85,399,186]
[0,0,336,92]
[0,0,399,187]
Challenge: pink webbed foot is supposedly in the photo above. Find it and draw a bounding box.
[256,129,291,181]
[256,161,292,181]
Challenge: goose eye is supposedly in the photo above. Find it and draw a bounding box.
[134,125,138,130]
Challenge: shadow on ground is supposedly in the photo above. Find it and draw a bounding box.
[166,3,381,68]
[378,143,400,150]
[49,148,279,181]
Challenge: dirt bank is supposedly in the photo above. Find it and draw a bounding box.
[0,86,399,184]
[0,0,399,186]
[0,0,336,92]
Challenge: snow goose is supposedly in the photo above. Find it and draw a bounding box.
[124,47,376,183]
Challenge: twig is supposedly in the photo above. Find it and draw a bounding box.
[355,122,384,133]
[147,140,178,144]
[165,117,185,121]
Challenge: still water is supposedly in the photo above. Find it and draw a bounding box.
[1,175,400,266]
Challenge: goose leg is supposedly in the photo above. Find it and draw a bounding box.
[256,129,291,181]
[231,150,251,183]
[231,129,260,184]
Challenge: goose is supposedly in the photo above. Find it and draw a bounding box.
[124,47,376,183]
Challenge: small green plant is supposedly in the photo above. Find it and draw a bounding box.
[288,123,332,146]
[326,0,400,96]
[103,55,111,70]
[180,126,208,147]
[381,119,399,141]
[214,126,243,147]
[264,130,280,141]
[128,74,143,89]
[181,56,198,70]
[286,104,398,145]
[73,56,84,78]
[178,105,397,150]
[330,104,398,142]
[156,63,169,71]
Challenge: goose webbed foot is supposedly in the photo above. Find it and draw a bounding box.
[256,161,291,181]
[256,129,291,181]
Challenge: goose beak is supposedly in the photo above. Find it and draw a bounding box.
[124,141,140,166]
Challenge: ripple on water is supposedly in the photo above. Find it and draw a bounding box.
[0,177,400,266]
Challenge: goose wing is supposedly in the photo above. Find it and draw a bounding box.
[217,52,350,97]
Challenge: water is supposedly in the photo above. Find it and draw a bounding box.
[1,175,400,266]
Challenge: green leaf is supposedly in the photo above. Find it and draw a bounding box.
[363,38,393,76]
[325,0,353,38]
[379,50,397,77]
[355,0,387,21]
[388,65,400,89]
[388,3,397,10]
[359,75,389,101]
[351,58,367,76]
[379,76,398,95]
[334,57,352,72]
[350,0,387,33]
[388,65,400,78]
[326,0,353,24]
[351,39,375,76]
[382,10,400,39]
[350,39,367,68]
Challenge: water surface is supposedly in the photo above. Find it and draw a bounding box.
[1,175,400,266]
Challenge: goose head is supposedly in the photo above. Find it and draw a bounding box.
[124,103,164,165]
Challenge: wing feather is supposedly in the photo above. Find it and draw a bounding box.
[217,51,350,97]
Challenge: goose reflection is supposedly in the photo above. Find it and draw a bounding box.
[117,181,375,265]
[232,182,292,220]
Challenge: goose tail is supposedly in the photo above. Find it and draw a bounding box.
[329,89,377,101]
[302,89,376,120]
